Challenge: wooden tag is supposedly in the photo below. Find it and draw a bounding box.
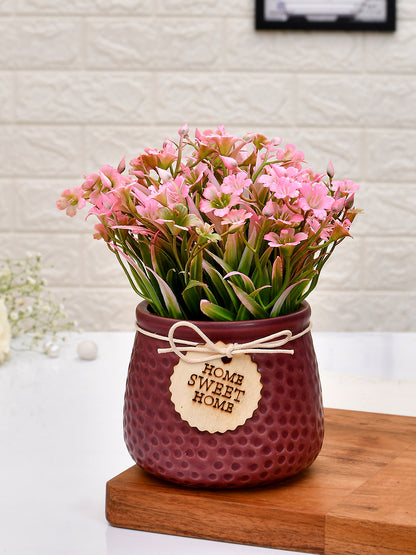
[169,342,262,433]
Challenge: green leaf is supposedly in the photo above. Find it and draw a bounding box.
[224,271,255,293]
[205,250,234,275]
[149,239,176,279]
[112,243,165,310]
[182,279,207,316]
[145,265,183,319]
[270,279,308,318]
[224,233,241,269]
[271,256,283,297]
[190,250,203,282]
[237,228,257,274]
[251,256,272,305]
[235,304,251,321]
[237,244,254,275]
[202,260,239,313]
[200,300,235,321]
[229,282,268,320]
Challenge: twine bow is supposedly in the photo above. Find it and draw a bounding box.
[136,320,311,364]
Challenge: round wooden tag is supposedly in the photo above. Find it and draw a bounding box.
[169,342,262,433]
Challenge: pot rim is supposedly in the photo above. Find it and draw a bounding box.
[135,300,311,341]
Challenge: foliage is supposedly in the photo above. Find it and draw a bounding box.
[57,125,360,321]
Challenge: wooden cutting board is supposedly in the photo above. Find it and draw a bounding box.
[106,408,416,554]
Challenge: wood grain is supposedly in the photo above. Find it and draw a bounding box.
[106,408,416,554]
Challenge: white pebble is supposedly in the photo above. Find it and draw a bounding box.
[43,340,54,354]
[77,340,98,361]
[46,343,60,358]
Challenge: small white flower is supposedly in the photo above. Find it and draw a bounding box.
[0,298,11,364]
[0,268,11,279]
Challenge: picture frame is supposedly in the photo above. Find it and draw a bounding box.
[255,0,396,31]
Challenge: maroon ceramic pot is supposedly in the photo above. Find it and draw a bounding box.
[123,301,324,488]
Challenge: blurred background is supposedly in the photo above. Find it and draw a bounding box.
[1,0,415,332]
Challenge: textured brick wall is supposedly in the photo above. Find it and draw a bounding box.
[1,0,415,331]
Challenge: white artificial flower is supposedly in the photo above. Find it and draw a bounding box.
[0,298,11,364]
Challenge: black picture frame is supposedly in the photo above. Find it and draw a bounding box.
[255,0,396,31]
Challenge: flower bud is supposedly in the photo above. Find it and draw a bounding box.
[327,160,335,179]
[178,123,189,137]
[220,155,238,170]
[262,200,274,217]
[117,156,126,174]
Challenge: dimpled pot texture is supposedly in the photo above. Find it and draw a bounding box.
[123,301,324,489]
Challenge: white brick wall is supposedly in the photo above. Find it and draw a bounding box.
[1,0,416,331]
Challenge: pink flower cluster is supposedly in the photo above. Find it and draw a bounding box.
[57,125,360,320]
[57,125,358,250]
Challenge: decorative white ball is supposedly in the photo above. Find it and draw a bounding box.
[46,342,60,358]
[43,340,54,354]
[77,340,98,361]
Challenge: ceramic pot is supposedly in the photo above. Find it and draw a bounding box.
[123,301,324,489]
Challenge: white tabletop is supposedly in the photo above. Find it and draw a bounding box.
[1,331,415,555]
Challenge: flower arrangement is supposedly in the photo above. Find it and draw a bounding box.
[0,254,77,360]
[57,125,359,321]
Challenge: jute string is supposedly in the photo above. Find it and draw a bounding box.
[136,320,311,364]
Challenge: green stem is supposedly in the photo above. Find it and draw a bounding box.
[171,235,184,273]
[112,246,143,297]
[281,253,292,292]
[184,242,209,281]
[251,152,269,184]
[173,137,183,178]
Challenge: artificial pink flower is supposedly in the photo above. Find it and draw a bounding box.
[307,217,333,241]
[259,165,302,200]
[165,176,190,208]
[149,176,190,209]
[81,172,100,195]
[330,219,352,241]
[81,165,128,211]
[221,172,252,195]
[298,182,334,220]
[276,144,305,169]
[332,179,360,196]
[56,186,85,217]
[135,197,162,220]
[245,133,282,152]
[221,208,252,230]
[180,162,206,188]
[93,223,110,241]
[195,126,241,155]
[262,200,304,227]
[199,184,240,218]
[87,192,115,218]
[111,223,153,237]
[159,142,179,167]
[98,165,126,189]
[130,142,177,172]
[156,167,172,183]
[264,228,308,248]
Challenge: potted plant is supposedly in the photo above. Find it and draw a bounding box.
[57,125,359,488]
